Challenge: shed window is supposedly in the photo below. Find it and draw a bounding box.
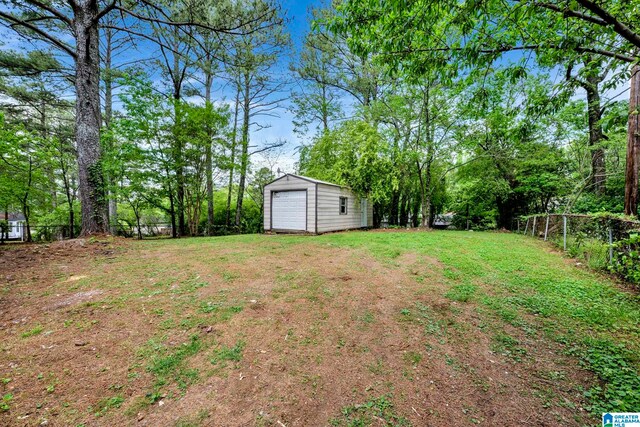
[339,197,348,215]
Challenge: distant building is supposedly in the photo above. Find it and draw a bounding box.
[433,212,455,229]
[2,213,26,241]
[264,174,373,234]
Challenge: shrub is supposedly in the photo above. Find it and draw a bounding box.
[610,233,640,285]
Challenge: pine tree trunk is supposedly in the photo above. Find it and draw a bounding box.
[175,105,186,236]
[170,34,186,237]
[75,3,107,236]
[235,75,251,228]
[69,206,75,239]
[39,95,57,209]
[226,86,240,227]
[205,71,214,236]
[584,75,606,195]
[104,25,118,235]
[624,64,640,216]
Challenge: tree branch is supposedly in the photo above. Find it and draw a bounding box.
[115,3,277,35]
[249,140,286,156]
[382,44,636,63]
[533,2,606,26]
[0,11,76,58]
[93,0,118,25]
[24,0,73,28]
[574,0,640,49]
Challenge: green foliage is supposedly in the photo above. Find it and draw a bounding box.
[450,72,571,228]
[299,119,396,205]
[573,339,640,413]
[1,393,12,412]
[610,233,640,284]
[106,73,233,237]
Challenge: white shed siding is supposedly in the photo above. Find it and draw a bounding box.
[264,175,316,232]
[7,221,24,239]
[316,184,373,233]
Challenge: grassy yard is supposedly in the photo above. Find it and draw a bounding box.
[0,230,638,426]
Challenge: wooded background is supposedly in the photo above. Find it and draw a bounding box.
[0,0,639,241]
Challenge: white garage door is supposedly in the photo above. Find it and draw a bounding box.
[272,190,306,231]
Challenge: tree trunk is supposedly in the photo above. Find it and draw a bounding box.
[496,195,514,229]
[39,95,57,209]
[226,85,240,227]
[584,75,606,195]
[169,36,186,237]
[169,191,177,239]
[69,204,75,239]
[1,209,7,243]
[389,190,399,226]
[174,98,186,236]
[104,25,118,235]
[321,83,329,132]
[21,156,33,242]
[625,64,640,217]
[399,193,409,227]
[235,75,251,228]
[134,206,142,240]
[75,3,107,235]
[411,198,420,228]
[417,161,432,228]
[205,70,215,236]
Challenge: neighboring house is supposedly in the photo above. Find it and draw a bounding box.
[264,174,373,234]
[433,212,455,229]
[2,213,26,241]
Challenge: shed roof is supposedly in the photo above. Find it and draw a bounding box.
[266,173,344,188]
[5,213,25,221]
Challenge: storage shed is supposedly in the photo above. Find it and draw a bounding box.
[264,174,373,234]
[2,213,26,241]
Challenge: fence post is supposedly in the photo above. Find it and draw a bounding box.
[544,215,550,241]
[563,215,567,251]
[517,219,520,233]
[524,218,529,235]
[532,216,537,237]
[609,226,614,264]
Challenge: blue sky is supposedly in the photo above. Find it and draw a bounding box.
[248,0,317,173]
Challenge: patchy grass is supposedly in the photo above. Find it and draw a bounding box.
[210,340,245,367]
[329,395,411,426]
[20,325,44,338]
[143,335,205,391]
[1,231,638,426]
[91,395,124,417]
[445,283,478,302]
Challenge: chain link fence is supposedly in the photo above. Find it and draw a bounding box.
[514,214,640,285]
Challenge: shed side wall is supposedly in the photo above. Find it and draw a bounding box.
[316,184,371,233]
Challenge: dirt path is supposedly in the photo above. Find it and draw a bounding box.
[0,236,596,426]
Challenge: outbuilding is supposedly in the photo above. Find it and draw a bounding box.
[264,174,373,234]
[2,213,26,241]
